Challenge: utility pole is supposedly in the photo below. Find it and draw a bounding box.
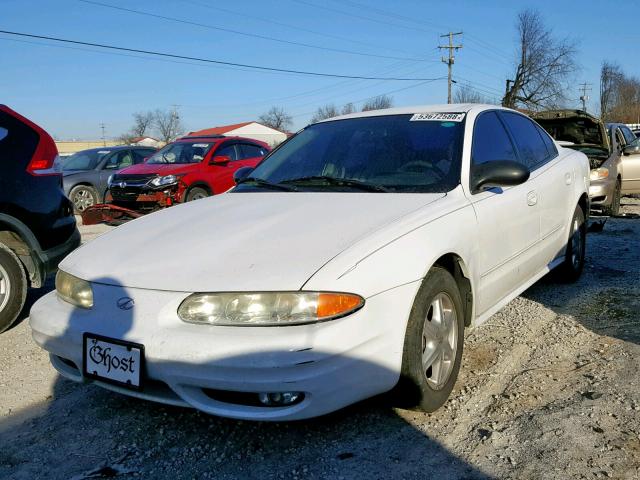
[99,123,106,146]
[439,31,463,104]
[579,82,592,112]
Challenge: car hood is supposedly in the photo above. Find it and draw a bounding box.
[116,162,198,176]
[533,109,610,154]
[61,192,445,292]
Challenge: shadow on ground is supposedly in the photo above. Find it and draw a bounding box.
[1,276,491,480]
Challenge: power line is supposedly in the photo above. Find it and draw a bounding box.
[77,0,429,62]
[438,32,463,104]
[0,30,445,81]
[179,0,430,59]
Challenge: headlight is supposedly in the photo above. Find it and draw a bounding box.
[149,175,178,187]
[590,168,609,181]
[107,174,114,187]
[55,270,93,308]
[178,291,364,326]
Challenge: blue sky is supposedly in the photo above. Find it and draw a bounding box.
[1,0,638,140]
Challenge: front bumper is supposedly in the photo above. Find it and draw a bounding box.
[588,176,616,208]
[29,281,417,420]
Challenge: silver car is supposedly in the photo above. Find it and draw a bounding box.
[608,123,640,195]
[535,110,622,216]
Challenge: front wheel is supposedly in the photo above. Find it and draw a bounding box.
[0,243,27,333]
[69,185,98,213]
[556,204,586,283]
[393,267,465,412]
[185,187,209,202]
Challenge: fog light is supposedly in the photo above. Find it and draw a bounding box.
[257,391,303,406]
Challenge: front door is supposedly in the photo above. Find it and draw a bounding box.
[468,111,540,316]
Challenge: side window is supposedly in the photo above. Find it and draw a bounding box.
[621,126,636,145]
[132,149,155,163]
[500,112,549,168]
[0,127,7,142]
[471,111,518,166]
[535,123,558,158]
[214,144,238,161]
[238,143,265,159]
[103,151,133,170]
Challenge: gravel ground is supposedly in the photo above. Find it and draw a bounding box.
[1,200,639,480]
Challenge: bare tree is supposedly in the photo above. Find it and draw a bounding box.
[311,104,339,123]
[341,102,356,115]
[454,85,487,104]
[600,62,623,121]
[361,95,393,112]
[131,111,155,137]
[154,108,184,144]
[502,9,577,110]
[259,106,293,131]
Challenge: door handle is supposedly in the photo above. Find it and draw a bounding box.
[527,190,538,206]
[565,172,572,185]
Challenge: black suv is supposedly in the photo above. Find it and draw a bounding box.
[0,105,80,332]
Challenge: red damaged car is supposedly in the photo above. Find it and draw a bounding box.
[107,135,270,210]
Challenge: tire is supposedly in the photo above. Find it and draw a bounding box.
[69,185,99,213]
[185,187,209,202]
[0,243,27,333]
[393,266,465,412]
[602,179,621,217]
[556,204,586,283]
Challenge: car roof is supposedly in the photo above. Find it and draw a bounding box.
[315,103,506,124]
[74,145,151,154]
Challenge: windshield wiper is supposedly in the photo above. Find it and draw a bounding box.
[281,175,390,192]
[236,177,298,192]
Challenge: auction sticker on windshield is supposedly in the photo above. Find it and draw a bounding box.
[410,112,465,122]
[83,334,144,389]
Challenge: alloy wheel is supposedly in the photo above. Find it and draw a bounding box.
[73,189,95,212]
[422,292,458,390]
[0,263,10,313]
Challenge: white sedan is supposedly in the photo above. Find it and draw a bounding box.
[30,105,590,420]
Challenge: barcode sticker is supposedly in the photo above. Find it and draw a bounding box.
[410,112,466,122]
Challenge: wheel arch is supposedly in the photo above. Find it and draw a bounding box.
[432,253,473,327]
[0,214,43,287]
[185,183,213,200]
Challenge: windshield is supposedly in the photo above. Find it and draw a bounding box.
[237,114,465,193]
[146,142,213,164]
[63,149,111,170]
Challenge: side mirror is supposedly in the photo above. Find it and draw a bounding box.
[233,166,254,184]
[210,155,231,164]
[471,160,530,193]
[623,145,640,156]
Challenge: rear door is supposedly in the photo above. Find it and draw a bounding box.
[500,112,571,265]
[621,139,640,194]
[468,111,540,315]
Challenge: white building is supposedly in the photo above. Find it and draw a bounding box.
[131,136,163,148]
[188,122,289,147]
